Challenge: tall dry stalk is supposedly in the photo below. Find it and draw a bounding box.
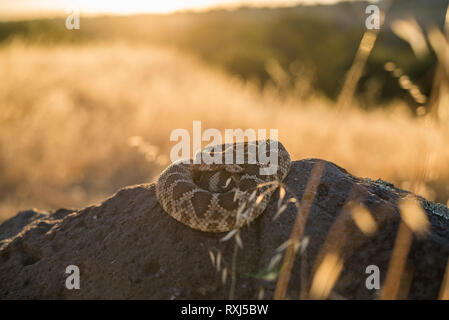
[428,5,449,123]
[319,1,391,157]
[336,30,379,112]
[382,7,449,299]
[380,221,413,300]
[319,29,379,156]
[274,161,325,300]
[381,197,430,299]
[336,0,392,111]
[308,200,377,299]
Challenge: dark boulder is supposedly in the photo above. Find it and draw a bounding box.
[0,159,448,299]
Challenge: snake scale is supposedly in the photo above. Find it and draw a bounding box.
[156,140,291,232]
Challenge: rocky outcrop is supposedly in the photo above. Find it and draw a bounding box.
[0,159,448,299]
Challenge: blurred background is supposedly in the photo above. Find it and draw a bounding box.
[0,0,448,222]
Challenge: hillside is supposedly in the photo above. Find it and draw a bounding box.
[0,0,447,106]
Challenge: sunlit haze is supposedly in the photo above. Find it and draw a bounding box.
[0,0,344,18]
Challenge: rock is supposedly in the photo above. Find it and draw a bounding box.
[0,209,73,244]
[0,159,448,299]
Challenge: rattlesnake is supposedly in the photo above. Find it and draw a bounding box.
[156,140,291,233]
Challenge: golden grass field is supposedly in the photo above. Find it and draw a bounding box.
[1,41,449,222]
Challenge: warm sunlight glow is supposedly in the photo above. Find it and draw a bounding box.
[77,0,342,14]
[78,0,212,14]
[0,0,343,18]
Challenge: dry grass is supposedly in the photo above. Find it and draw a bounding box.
[1,41,449,222]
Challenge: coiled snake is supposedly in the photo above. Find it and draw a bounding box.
[156,140,291,233]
